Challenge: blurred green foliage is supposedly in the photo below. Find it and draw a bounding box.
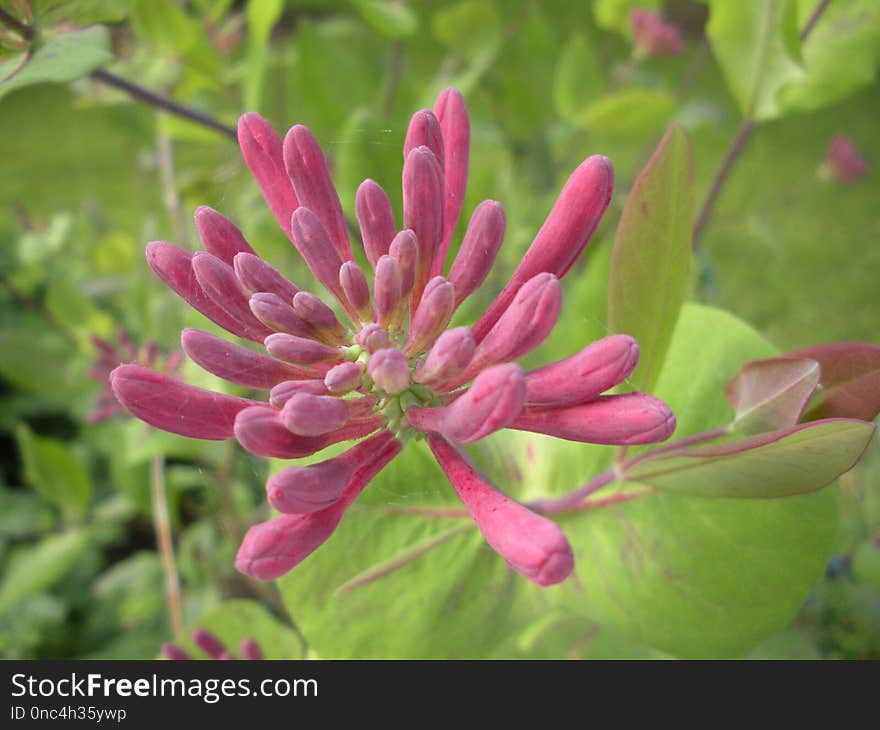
[0,0,878,659]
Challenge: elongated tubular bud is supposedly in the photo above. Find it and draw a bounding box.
[234,405,382,458]
[290,208,354,319]
[524,335,639,407]
[194,207,256,265]
[403,146,444,308]
[269,379,329,408]
[283,124,353,262]
[434,88,470,265]
[240,639,263,661]
[191,253,274,341]
[413,326,475,385]
[373,255,403,329]
[146,241,260,342]
[249,293,314,338]
[355,179,396,269]
[281,393,349,436]
[355,323,392,353]
[427,435,573,586]
[404,276,455,356]
[403,110,445,171]
[192,630,227,660]
[339,261,372,322]
[233,252,299,301]
[367,348,410,394]
[182,329,322,388]
[238,113,299,239]
[110,364,261,440]
[408,363,525,443]
[388,229,418,297]
[264,333,340,365]
[235,432,401,579]
[472,155,613,342]
[267,431,394,514]
[161,644,191,661]
[447,200,505,306]
[512,393,675,445]
[324,361,363,394]
[292,291,347,344]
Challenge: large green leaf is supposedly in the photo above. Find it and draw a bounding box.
[0,26,113,100]
[580,88,676,137]
[553,32,604,125]
[608,124,694,393]
[706,0,805,120]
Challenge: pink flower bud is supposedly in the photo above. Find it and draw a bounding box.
[355,323,392,353]
[373,255,404,329]
[281,393,350,436]
[388,229,418,297]
[403,110,445,170]
[161,644,191,661]
[182,328,320,388]
[355,179,396,269]
[191,253,274,342]
[524,334,639,407]
[404,276,455,355]
[826,135,868,182]
[146,241,260,342]
[324,361,363,394]
[339,261,372,321]
[413,327,475,385]
[289,207,346,304]
[264,332,340,365]
[269,379,329,408]
[283,124,352,262]
[631,10,685,59]
[110,364,261,440]
[194,207,256,265]
[267,432,390,514]
[192,629,227,660]
[235,433,401,579]
[249,292,314,338]
[512,393,675,445]
[408,363,525,442]
[427,435,573,586]
[233,252,299,301]
[433,88,470,263]
[403,146,444,306]
[292,291,347,343]
[367,348,410,394]
[447,200,506,306]
[239,639,263,661]
[472,155,613,341]
[237,112,299,239]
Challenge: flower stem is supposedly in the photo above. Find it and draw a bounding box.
[150,454,185,642]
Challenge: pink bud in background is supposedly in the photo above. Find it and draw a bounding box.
[161,644,191,661]
[428,435,573,586]
[825,135,868,182]
[368,348,410,394]
[403,146,444,306]
[234,252,299,301]
[240,639,263,661]
[356,179,397,268]
[433,87,470,263]
[405,276,455,355]
[339,261,373,321]
[192,629,227,660]
[448,200,506,306]
[414,327,475,385]
[281,393,350,436]
[283,124,352,262]
[631,10,685,58]
[373,255,404,328]
[524,334,640,407]
[194,207,256,265]
[264,332,340,364]
[355,323,392,353]
[237,112,299,239]
[389,229,419,297]
[324,361,363,394]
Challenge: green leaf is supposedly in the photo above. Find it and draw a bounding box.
[593,0,659,34]
[0,26,113,100]
[579,88,676,136]
[553,32,604,125]
[0,530,89,615]
[625,419,875,498]
[607,124,694,393]
[432,1,501,61]
[32,0,131,26]
[546,304,839,656]
[0,325,79,398]
[706,0,805,120]
[779,0,880,114]
[725,356,820,434]
[15,424,92,519]
[351,0,417,38]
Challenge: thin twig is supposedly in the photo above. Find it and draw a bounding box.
[0,7,33,40]
[800,0,833,41]
[150,454,185,642]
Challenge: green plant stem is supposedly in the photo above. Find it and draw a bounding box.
[150,454,185,642]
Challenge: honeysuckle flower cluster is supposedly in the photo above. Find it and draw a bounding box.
[630,9,685,58]
[110,88,675,588]
[162,629,263,661]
